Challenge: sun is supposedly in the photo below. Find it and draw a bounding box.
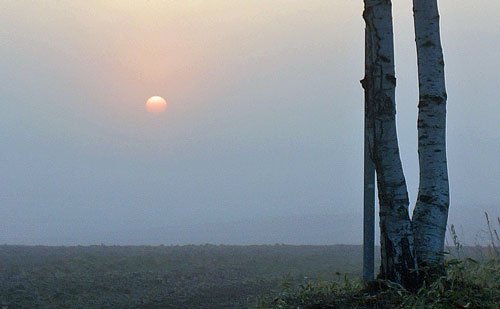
[145,96,167,113]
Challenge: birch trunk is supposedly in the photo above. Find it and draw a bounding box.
[362,0,418,289]
[412,0,449,272]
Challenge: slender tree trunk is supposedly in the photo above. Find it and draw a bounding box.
[412,0,449,273]
[362,4,376,282]
[362,0,418,289]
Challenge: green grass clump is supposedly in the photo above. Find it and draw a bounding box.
[268,258,500,308]
[272,276,363,309]
[402,258,499,308]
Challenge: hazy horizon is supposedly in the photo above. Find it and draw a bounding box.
[1,1,499,246]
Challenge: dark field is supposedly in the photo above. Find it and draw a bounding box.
[0,244,369,308]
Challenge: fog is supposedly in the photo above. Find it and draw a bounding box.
[1,1,498,245]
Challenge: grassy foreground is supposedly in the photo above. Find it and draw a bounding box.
[267,214,500,308]
[267,257,499,308]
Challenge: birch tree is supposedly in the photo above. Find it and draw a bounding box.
[362,0,418,288]
[412,0,449,274]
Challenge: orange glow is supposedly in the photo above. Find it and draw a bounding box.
[145,96,167,113]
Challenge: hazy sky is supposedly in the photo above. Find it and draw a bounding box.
[1,1,499,245]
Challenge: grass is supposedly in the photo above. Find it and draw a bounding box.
[267,257,499,308]
[265,214,500,308]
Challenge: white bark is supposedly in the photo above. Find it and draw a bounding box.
[412,0,449,269]
[363,0,417,288]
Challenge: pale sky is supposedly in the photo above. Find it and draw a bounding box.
[1,1,499,245]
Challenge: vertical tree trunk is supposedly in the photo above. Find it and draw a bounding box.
[412,0,449,273]
[362,4,376,282]
[362,0,418,289]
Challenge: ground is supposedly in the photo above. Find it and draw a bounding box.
[1,244,496,308]
[0,244,366,308]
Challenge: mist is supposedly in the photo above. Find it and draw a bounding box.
[1,1,498,246]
